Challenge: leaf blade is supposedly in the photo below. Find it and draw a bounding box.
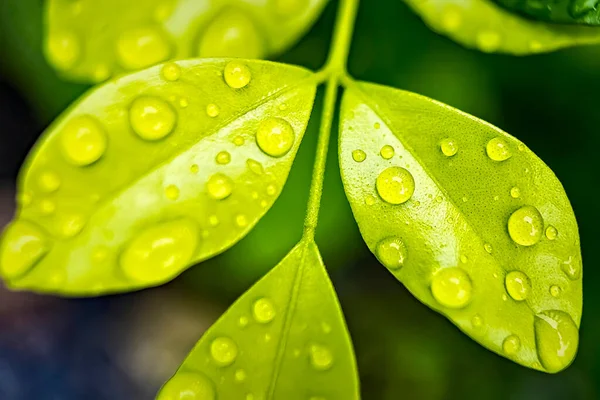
[493,0,600,26]
[339,80,582,372]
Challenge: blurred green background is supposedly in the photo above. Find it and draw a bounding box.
[1,0,599,399]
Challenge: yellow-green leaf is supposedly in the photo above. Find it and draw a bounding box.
[493,0,600,26]
[406,0,600,55]
[339,80,582,373]
[0,59,317,295]
[45,0,328,83]
[157,240,359,399]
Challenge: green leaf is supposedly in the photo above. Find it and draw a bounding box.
[493,0,600,26]
[405,0,600,55]
[45,0,328,83]
[157,240,359,399]
[0,59,317,295]
[338,80,582,373]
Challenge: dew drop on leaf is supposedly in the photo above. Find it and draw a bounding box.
[375,167,415,205]
[116,27,171,70]
[45,31,81,71]
[510,187,521,199]
[210,336,238,366]
[476,30,501,52]
[39,200,56,215]
[505,271,531,301]
[235,214,248,228]
[157,371,216,400]
[380,145,395,160]
[256,118,295,157]
[534,311,579,373]
[190,164,199,175]
[0,221,50,279]
[206,103,220,118]
[375,236,407,270]
[309,344,334,371]
[550,285,561,297]
[472,314,483,328]
[129,96,177,141]
[164,184,180,200]
[351,149,366,163]
[224,61,251,89]
[484,243,493,254]
[216,151,231,165]
[440,138,458,157]
[234,369,247,382]
[546,225,558,240]
[59,214,86,238]
[252,298,276,323]
[161,62,181,82]
[502,334,521,355]
[266,184,277,196]
[486,137,512,161]
[59,115,107,166]
[431,267,472,309]
[206,173,234,200]
[508,206,544,246]
[38,171,61,193]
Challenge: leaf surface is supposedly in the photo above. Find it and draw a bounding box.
[339,80,582,373]
[0,59,316,295]
[406,0,600,54]
[157,240,359,399]
[493,0,600,26]
[45,0,327,82]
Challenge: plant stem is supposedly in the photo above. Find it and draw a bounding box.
[303,0,359,239]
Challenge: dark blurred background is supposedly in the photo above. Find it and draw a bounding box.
[1,0,599,399]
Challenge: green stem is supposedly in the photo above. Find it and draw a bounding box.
[303,0,359,239]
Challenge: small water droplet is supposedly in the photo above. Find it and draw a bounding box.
[309,344,333,370]
[238,316,249,327]
[376,237,407,270]
[264,333,272,342]
[60,115,107,166]
[247,159,264,175]
[129,96,177,141]
[178,98,189,108]
[321,322,332,334]
[505,271,531,301]
[224,61,251,89]
[165,184,180,200]
[380,145,395,160]
[256,118,295,157]
[38,199,55,215]
[252,298,276,323]
[216,151,231,165]
[534,310,579,373]
[210,336,238,366]
[365,195,376,206]
[161,62,181,81]
[508,205,544,246]
[206,103,220,118]
[550,285,561,297]
[235,214,248,228]
[486,137,512,161]
[46,31,81,71]
[266,184,277,196]
[60,214,86,238]
[235,369,247,382]
[374,122,381,129]
[352,149,366,163]
[476,30,501,52]
[207,173,233,200]
[376,167,415,205]
[431,267,472,309]
[440,138,458,157]
[546,225,558,241]
[460,255,468,263]
[38,171,61,193]
[233,135,245,146]
[190,164,199,174]
[472,314,483,328]
[510,187,521,198]
[116,27,171,70]
[503,335,521,355]
[484,243,493,254]
[157,372,215,400]
[0,221,50,279]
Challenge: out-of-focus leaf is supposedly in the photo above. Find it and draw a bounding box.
[406,0,600,55]
[45,0,328,83]
[493,0,600,26]
[0,59,316,295]
[157,240,359,399]
[338,80,582,373]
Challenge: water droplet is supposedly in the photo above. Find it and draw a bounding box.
[38,171,61,193]
[508,205,544,246]
[129,96,177,141]
[510,187,520,198]
[546,225,558,241]
[206,173,233,200]
[233,135,245,146]
[198,8,264,59]
[352,149,366,162]
[503,335,521,355]
[208,215,219,227]
[375,237,407,270]
[376,167,415,205]
[60,115,107,166]
[238,316,249,327]
[486,137,512,161]
[235,214,248,227]
[380,145,395,160]
[264,333,272,342]
[216,151,231,165]
[120,219,198,283]
[190,164,199,174]
[550,285,561,297]
[0,221,50,279]
[365,195,376,206]
[440,138,458,157]
[484,243,493,254]
[116,27,171,70]
[253,298,276,323]
[256,118,295,157]
[165,184,180,200]
[161,62,181,81]
[476,30,501,52]
[534,310,579,373]
[178,98,189,108]
[374,122,381,129]
[505,271,531,301]
[206,103,220,118]
[157,372,215,400]
[210,336,238,366]
[224,61,251,89]
[309,344,333,370]
[431,268,472,309]
[235,369,247,382]
[266,184,277,196]
[39,200,56,215]
[460,255,468,263]
[246,159,264,175]
[472,314,483,328]
[561,256,581,280]
[321,322,332,334]
[46,31,81,70]
[60,214,86,238]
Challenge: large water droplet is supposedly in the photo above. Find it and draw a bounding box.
[46,31,81,71]
[431,267,472,309]
[224,61,251,89]
[157,371,215,400]
[534,310,579,373]
[440,138,458,157]
[256,118,295,157]
[486,137,512,161]
[210,336,238,366]
[252,298,276,323]
[129,96,177,141]
[375,236,407,270]
[198,8,264,59]
[116,27,171,70]
[309,344,333,370]
[352,149,366,163]
[207,173,233,200]
[120,219,198,283]
[505,271,531,301]
[0,221,50,279]
[380,145,395,160]
[60,115,107,166]
[508,205,544,246]
[376,167,415,205]
[503,335,521,355]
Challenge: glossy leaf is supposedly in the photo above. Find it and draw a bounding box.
[493,0,600,26]
[339,80,582,373]
[406,0,600,55]
[157,240,359,399]
[45,0,328,83]
[0,59,317,295]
